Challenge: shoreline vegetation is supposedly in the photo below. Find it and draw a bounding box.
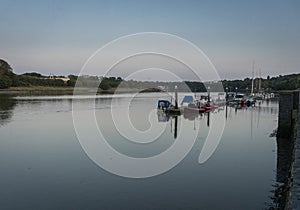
[1,59,300,95]
[0,86,163,94]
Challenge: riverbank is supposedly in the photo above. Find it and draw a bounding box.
[0,86,78,95]
[0,86,163,95]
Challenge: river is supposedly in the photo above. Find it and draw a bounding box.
[0,92,278,209]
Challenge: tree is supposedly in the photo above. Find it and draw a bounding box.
[0,59,13,76]
[66,75,78,87]
[0,75,12,89]
[22,72,44,77]
[68,74,78,80]
[0,59,14,89]
[67,79,76,87]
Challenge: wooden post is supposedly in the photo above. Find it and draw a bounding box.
[175,85,178,109]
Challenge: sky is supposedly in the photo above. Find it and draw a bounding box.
[0,0,299,80]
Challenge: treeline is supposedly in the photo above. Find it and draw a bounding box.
[71,75,204,92]
[223,74,300,92]
[66,74,300,92]
[0,59,124,89]
[0,59,299,91]
[0,60,65,88]
[71,75,123,90]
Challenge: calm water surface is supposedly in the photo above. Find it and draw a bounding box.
[0,93,278,209]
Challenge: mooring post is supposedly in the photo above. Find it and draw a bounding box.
[278,91,295,138]
[174,116,178,139]
[175,85,178,109]
[208,86,210,103]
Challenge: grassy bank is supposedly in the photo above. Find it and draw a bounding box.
[1,86,75,91]
[0,86,87,95]
[0,86,163,94]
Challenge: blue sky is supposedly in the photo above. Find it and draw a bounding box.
[0,0,299,79]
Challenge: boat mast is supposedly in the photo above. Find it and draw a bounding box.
[251,61,255,95]
[258,69,261,94]
[174,85,178,109]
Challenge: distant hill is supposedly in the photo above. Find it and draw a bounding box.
[0,59,299,92]
[222,74,300,92]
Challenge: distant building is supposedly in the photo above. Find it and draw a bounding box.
[48,74,70,83]
[57,77,70,83]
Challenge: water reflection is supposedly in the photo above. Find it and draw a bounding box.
[207,111,210,127]
[183,111,199,121]
[0,94,279,209]
[158,110,212,140]
[0,95,16,126]
[158,100,278,140]
[271,136,294,209]
[174,115,178,139]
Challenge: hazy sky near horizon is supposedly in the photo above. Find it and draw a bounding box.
[0,0,299,80]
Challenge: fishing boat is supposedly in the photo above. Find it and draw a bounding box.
[157,86,181,116]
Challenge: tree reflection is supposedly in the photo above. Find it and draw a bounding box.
[0,95,16,126]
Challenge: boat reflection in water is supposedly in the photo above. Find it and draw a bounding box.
[157,110,179,139]
[157,106,216,139]
[157,98,278,143]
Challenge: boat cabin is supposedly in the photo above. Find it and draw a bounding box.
[157,100,171,110]
[181,95,194,107]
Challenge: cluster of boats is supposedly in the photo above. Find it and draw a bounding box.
[157,92,271,115]
[157,94,224,115]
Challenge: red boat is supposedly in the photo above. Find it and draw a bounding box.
[200,103,218,111]
[182,100,219,114]
[184,103,205,113]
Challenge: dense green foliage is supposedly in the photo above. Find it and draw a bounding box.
[0,59,299,91]
[0,59,14,88]
[0,75,12,89]
[268,74,300,91]
[67,75,123,89]
[16,75,65,87]
[0,59,13,76]
[22,72,45,78]
[223,74,300,93]
[0,59,68,88]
